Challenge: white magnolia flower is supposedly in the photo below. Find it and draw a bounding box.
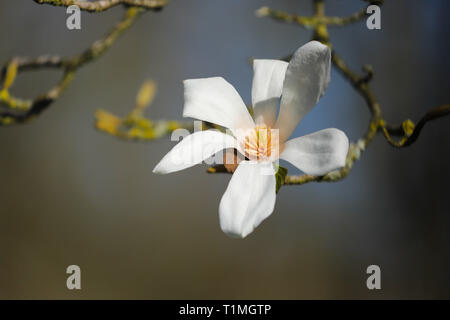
[153,41,349,238]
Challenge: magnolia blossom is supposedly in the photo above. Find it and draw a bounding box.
[153,41,349,238]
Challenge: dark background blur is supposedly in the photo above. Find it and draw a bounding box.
[0,0,449,299]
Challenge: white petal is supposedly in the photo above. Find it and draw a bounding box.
[275,41,331,142]
[219,161,276,238]
[251,59,288,126]
[153,130,237,174]
[280,128,349,176]
[183,77,254,133]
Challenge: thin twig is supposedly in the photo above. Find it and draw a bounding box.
[244,0,448,188]
[95,80,193,140]
[0,7,149,125]
[382,104,450,147]
[33,0,167,12]
[256,0,384,29]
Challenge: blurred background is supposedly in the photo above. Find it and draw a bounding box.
[0,0,449,299]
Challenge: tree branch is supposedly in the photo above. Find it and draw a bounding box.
[243,0,448,189]
[382,104,450,147]
[256,0,384,29]
[95,80,193,140]
[0,6,161,125]
[32,0,167,12]
[3,0,448,192]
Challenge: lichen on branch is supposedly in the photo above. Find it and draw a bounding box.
[95,81,193,141]
[0,2,167,125]
[33,0,167,12]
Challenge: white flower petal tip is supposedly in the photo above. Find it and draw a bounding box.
[182,77,254,132]
[152,130,238,175]
[152,165,164,174]
[276,41,331,142]
[219,161,276,238]
[280,128,349,176]
[152,161,174,174]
